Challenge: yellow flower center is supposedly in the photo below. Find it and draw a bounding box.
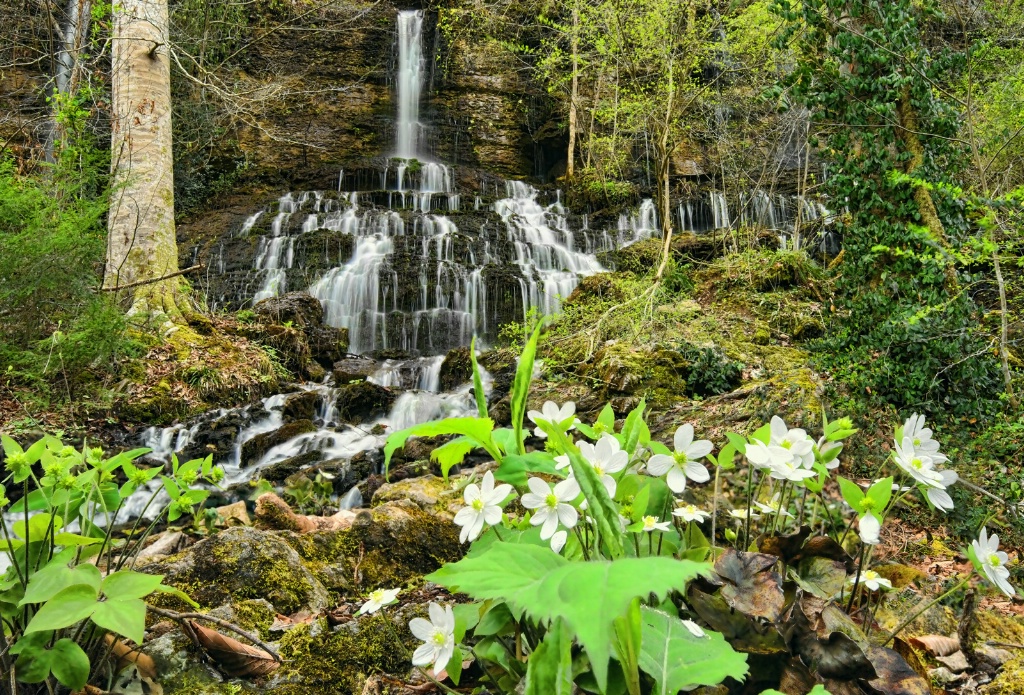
[990,553,1002,567]
[594,464,605,476]
[545,493,558,508]
[673,451,689,465]
[913,437,922,446]
[782,440,793,450]
[471,498,485,511]
[370,590,384,602]
[911,457,924,470]
[431,631,447,645]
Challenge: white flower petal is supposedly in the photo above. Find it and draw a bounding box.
[674,424,695,452]
[409,618,434,641]
[686,439,714,460]
[684,460,710,483]
[412,642,436,667]
[646,454,674,477]
[665,467,688,494]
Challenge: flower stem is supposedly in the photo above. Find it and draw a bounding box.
[743,466,755,549]
[711,464,721,551]
[881,577,970,646]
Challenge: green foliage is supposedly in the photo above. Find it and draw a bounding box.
[774,0,1004,417]
[638,607,750,694]
[679,345,743,397]
[427,543,715,692]
[0,434,215,690]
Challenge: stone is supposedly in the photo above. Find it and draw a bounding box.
[331,356,379,384]
[371,475,461,518]
[215,501,251,527]
[333,382,395,424]
[254,292,325,328]
[282,390,319,423]
[241,419,317,466]
[438,346,472,391]
[306,325,348,369]
[145,526,330,614]
[257,451,324,484]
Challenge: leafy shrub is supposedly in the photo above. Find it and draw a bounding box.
[680,344,743,397]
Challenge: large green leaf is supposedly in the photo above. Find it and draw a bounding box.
[511,320,545,456]
[48,639,90,690]
[427,542,710,692]
[524,618,574,695]
[102,570,165,600]
[24,584,99,633]
[383,417,500,477]
[494,451,560,486]
[91,598,147,645]
[638,607,748,694]
[431,436,477,480]
[21,563,101,606]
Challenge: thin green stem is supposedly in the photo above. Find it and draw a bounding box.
[882,577,970,646]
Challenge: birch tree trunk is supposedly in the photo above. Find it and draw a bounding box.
[105,0,185,322]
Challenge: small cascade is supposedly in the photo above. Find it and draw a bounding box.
[395,10,424,160]
[495,181,604,318]
[618,199,658,245]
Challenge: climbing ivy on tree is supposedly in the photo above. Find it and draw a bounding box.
[773,0,1003,416]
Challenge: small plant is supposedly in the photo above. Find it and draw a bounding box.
[0,435,221,691]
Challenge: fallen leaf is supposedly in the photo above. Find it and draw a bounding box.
[864,646,931,695]
[783,598,877,681]
[793,536,856,573]
[104,634,158,680]
[907,634,959,657]
[791,557,847,600]
[714,549,785,622]
[687,587,788,655]
[759,526,812,564]
[189,620,280,678]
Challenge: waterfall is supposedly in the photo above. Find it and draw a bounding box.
[395,11,424,159]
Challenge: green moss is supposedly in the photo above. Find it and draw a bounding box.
[231,599,277,637]
[275,614,412,694]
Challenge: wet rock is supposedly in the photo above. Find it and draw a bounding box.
[438,346,472,391]
[332,356,379,384]
[178,408,257,462]
[241,419,318,466]
[306,325,348,369]
[282,391,319,423]
[333,382,395,423]
[254,292,325,328]
[146,526,330,614]
[257,450,325,484]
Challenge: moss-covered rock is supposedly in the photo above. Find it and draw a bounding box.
[439,346,473,391]
[241,419,318,465]
[333,381,396,423]
[146,526,330,614]
[371,475,462,518]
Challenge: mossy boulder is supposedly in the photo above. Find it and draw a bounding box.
[371,475,462,518]
[439,346,473,391]
[254,292,325,327]
[146,526,330,614]
[333,381,395,423]
[241,419,318,465]
[331,356,379,384]
[282,390,319,422]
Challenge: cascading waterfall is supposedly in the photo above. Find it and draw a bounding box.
[395,11,424,160]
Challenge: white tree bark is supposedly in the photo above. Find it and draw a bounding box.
[105,0,184,321]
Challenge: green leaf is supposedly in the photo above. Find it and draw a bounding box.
[53,532,104,547]
[446,645,464,685]
[865,477,893,512]
[153,584,200,609]
[638,607,749,694]
[494,451,560,486]
[91,598,147,644]
[470,336,488,419]
[751,424,771,445]
[597,404,615,432]
[49,639,90,690]
[475,602,514,637]
[511,320,545,456]
[13,513,63,541]
[21,563,101,605]
[427,542,710,692]
[384,417,500,478]
[452,602,480,642]
[716,442,737,470]
[631,484,651,523]
[431,437,477,480]
[837,476,865,513]
[621,399,647,455]
[25,584,99,633]
[102,571,165,600]
[524,618,574,695]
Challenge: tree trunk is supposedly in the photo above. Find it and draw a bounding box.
[105,0,185,322]
[566,1,580,179]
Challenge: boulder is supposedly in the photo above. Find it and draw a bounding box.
[257,450,324,484]
[306,325,348,369]
[371,475,462,519]
[145,526,330,614]
[178,408,263,463]
[438,346,473,391]
[241,419,318,465]
[333,382,395,423]
[331,356,379,384]
[282,390,319,423]
[254,292,325,328]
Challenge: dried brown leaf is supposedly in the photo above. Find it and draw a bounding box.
[907,634,960,657]
[189,620,280,678]
[714,549,785,622]
[104,634,158,680]
[864,646,931,695]
[759,525,812,564]
[686,587,788,655]
[793,536,856,573]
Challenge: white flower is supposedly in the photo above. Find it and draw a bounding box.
[672,504,709,523]
[754,494,794,518]
[925,472,957,512]
[893,437,957,511]
[729,508,760,521]
[640,515,672,533]
[568,434,628,497]
[817,436,843,470]
[902,413,943,455]
[521,477,580,540]
[682,619,705,638]
[453,471,514,543]
[410,603,456,675]
[359,587,400,614]
[973,528,1016,597]
[858,512,881,545]
[550,530,567,553]
[528,401,576,439]
[769,416,815,468]
[766,458,818,483]
[646,424,712,493]
[851,569,892,592]
[745,440,792,471]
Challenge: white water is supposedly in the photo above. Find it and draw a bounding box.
[395,11,424,159]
